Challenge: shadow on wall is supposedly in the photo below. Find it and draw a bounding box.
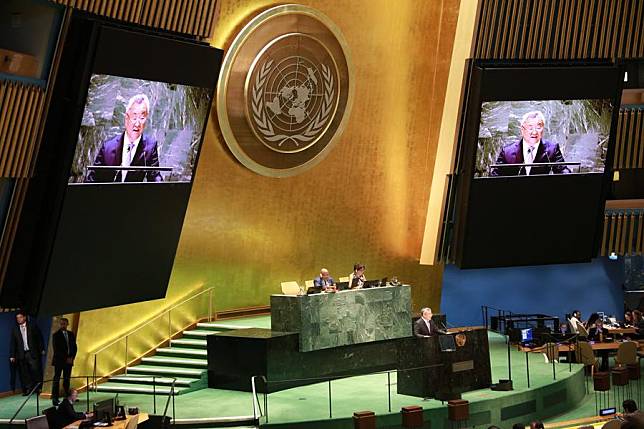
[441,257,625,327]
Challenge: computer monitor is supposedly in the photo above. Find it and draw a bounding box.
[438,334,456,352]
[362,280,381,289]
[335,281,349,291]
[306,286,323,295]
[520,328,533,343]
[94,397,115,422]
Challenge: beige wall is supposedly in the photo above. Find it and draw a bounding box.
[73,0,461,381]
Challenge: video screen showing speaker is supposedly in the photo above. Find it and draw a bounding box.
[450,62,623,268]
[475,99,613,178]
[0,12,224,315]
[69,75,211,184]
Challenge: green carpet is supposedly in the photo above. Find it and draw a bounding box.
[0,315,631,428]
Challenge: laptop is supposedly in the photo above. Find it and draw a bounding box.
[362,279,381,289]
[306,286,323,295]
[335,281,349,291]
[438,334,456,352]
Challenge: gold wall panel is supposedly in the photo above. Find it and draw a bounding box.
[72,0,461,382]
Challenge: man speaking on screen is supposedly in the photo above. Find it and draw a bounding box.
[85,93,163,183]
[491,111,571,177]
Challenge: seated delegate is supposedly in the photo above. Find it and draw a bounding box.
[313,268,335,290]
[348,263,366,289]
[56,389,93,429]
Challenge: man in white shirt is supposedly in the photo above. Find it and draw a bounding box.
[9,311,44,395]
[568,310,583,334]
[413,308,445,338]
[491,111,571,177]
[85,94,163,183]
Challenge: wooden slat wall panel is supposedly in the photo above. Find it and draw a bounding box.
[602,210,644,256]
[475,0,644,59]
[613,108,644,170]
[0,82,46,178]
[50,0,217,39]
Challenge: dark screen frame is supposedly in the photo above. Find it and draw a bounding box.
[451,60,623,268]
[1,12,223,315]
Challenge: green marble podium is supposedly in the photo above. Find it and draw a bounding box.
[270,285,412,352]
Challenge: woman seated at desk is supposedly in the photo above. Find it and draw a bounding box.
[348,263,366,289]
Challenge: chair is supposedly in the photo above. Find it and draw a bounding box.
[25,415,49,429]
[42,407,58,429]
[614,341,638,367]
[124,414,139,429]
[601,419,621,429]
[576,341,599,377]
[339,276,349,282]
[280,281,301,295]
[577,324,589,337]
[542,342,559,363]
[304,280,314,288]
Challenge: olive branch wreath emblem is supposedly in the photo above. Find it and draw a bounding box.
[251,59,335,148]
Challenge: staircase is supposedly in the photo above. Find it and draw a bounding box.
[96,322,240,395]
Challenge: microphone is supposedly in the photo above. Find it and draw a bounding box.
[542,145,553,174]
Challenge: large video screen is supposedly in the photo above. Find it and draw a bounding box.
[70,74,211,184]
[475,99,613,178]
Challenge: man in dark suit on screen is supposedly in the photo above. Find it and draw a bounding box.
[51,317,77,406]
[9,311,44,395]
[85,93,163,183]
[490,111,571,177]
[414,308,446,338]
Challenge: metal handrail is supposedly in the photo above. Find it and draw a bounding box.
[248,362,446,422]
[251,375,267,423]
[92,286,214,393]
[8,374,176,423]
[93,286,215,355]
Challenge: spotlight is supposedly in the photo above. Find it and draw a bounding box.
[609,252,618,261]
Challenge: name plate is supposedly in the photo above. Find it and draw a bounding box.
[452,360,474,372]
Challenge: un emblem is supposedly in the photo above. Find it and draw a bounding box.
[217,5,353,177]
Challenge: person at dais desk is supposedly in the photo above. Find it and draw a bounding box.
[57,389,93,428]
[313,268,335,291]
[348,263,366,289]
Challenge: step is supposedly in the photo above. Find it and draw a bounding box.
[109,375,197,386]
[141,356,208,368]
[126,365,204,377]
[95,382,188,395]
[171,338,207,349]
[183,329,220,338]
[196,322,244,331]
[156,347,208,358]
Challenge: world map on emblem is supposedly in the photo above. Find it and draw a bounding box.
[246,33,340,154]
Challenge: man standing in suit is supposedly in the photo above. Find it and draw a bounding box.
[9,311,44,395]
[491,111,571,177]
[51,317,77,406]
[413,308,446,338]
[85,93,163,183]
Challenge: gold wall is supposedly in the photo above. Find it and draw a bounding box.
[72,0,461,380]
